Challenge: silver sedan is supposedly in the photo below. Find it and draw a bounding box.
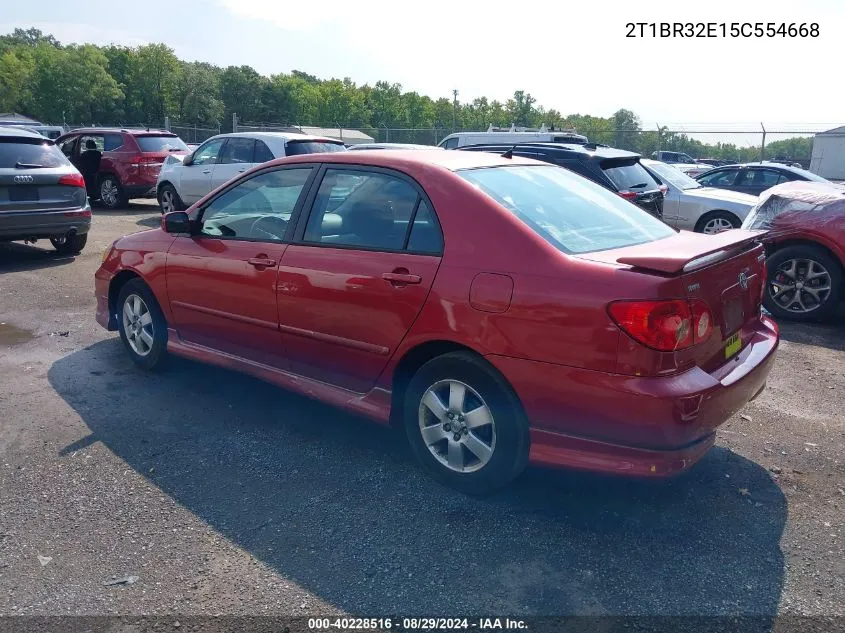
[641,159,758,234]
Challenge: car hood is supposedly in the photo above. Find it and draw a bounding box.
[683,187,758,207]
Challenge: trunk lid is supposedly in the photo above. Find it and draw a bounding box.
[582,229,767,372]
[0,167,87,213]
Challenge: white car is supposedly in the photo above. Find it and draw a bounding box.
[156,132,346,212]
[673,162,713,178]
[641,159,758,233]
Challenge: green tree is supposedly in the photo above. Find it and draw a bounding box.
[126,43,180,123]
[0,49,34,112]
[220,65,269,126]
[174,61,223,126]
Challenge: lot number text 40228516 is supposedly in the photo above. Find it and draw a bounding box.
[625,22,819,38]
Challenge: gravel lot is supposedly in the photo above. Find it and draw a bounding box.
[1,203,844,622]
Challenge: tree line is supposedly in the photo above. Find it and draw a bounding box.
[0,28,811,161]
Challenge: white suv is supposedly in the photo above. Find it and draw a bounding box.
[156,132,346,212]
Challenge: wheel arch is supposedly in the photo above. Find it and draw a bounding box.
[694,209,742,232]
[108,270,143,326]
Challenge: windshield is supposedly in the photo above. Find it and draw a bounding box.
[136,135,189,152]
[285,141,346,155]
[0,137,70,168]
[646,161,702,190]
[458,165,675,254]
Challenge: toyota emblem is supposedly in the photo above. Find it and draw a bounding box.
[13,175,34,184]
[738,271,749,289]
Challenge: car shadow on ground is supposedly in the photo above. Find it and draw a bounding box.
[48,339,787,619]
[776,313,845,352]
[0,241,80,272]
[135,215,162,229]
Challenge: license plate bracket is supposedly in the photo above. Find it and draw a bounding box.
[724,332,742,359]
[722,297,745,335]
[9,186,39,202]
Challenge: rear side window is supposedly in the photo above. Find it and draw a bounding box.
[739,169,783,188]
[285,140,346,156]
[406,200,443,254]
[254,140,275,163]
[136,135,189,152]
[0,137,70,168]
[104,133,124,151]
[458,165,674,254]
[601,160,660,192]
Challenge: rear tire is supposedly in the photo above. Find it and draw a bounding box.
[157,183,185,214]
[763,245,843,322]
[695,210,740,234]
[403,351,530,495]
[98,175,127,210]
[116,279,169,370]
[50,233,88,254]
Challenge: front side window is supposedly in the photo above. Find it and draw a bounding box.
[697,168,739,186]
[219,138,256,164]
[199,168,312,241]
[304,169,421,251]
[191,139,225,166]
[441,137,459,149]
[458,165,674,254]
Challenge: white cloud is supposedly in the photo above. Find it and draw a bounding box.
[5,21,149,48]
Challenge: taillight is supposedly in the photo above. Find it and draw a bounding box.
[608,299,713,352]
[58,173,85,188]
[618,191,638,201]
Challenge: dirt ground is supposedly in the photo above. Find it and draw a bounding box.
[1,202,843,622]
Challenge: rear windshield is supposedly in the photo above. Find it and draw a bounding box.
[285,140,346,155]
[0,137,70,168]
[601,159,661,191]
[645,161,702,190]
[136,135,189,152]
[458,165,675,254]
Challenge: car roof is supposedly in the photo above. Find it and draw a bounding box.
[210,131,344,143]
[459,142,640,160]
[349,143,441,150]
[0,125,51,140]
[63,127,175,136]
[265,148,538,172]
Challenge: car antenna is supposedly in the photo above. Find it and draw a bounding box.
[501,144,517,159]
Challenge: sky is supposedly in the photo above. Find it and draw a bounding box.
[4,0,845,144]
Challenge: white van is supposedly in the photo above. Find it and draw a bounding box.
[437,125,588,149]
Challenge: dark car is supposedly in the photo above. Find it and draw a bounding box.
[695,162,829,197]
[0,126,90,254]
[459,143,665,218]
[55,128,189,209]
[95,149,778,493]
[697,158,734,168]
[742,181,845,321]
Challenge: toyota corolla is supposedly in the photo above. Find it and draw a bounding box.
[95,150,779,494]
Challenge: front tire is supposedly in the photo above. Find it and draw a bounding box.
[157,183,185,214]
[99,175,127,210]
[116,279,168,370]
[50,233,88,254]
[764,245,843,322]
[403,351,530,495]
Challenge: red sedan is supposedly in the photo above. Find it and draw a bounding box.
[95,150,779,494]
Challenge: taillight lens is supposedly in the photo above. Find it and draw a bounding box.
[608,299,713,351]
[618,191,638,201]
[58,173,86,188]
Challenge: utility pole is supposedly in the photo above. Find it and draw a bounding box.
[452,89,459,133]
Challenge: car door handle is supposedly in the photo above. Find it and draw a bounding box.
[202,169,211,174]
[248,256,277,267]
[382,271,422,285]
[238,167,247,172]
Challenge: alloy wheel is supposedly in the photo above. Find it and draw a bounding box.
[121,293,155,356]
[101,180,119,207]
[160,189,174,213]
[769,258,832,314]
[418,379,496,473]
[702,216,735,234]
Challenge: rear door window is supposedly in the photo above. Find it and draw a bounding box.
[136,135,189,152]
[284,140,346,156]
[738,168,782,189]
[0,137,70,168]
[219,138,256,164]
[254,140,275,163]
[601,160,660,192]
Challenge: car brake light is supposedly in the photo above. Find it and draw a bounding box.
[58,173,86,188]
[608,299,713,351]
[618,191,638,201]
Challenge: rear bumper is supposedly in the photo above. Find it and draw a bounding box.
[0,207,91,240]
[488,316,779,477]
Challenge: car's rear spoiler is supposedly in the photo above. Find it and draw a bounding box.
[616,229,766,274]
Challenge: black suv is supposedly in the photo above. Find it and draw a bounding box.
[458,143,665,218]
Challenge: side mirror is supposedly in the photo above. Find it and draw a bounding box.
[162,211,191,234]
[182,154,193,167]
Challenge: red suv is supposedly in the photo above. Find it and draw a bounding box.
[55,128,189,209]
